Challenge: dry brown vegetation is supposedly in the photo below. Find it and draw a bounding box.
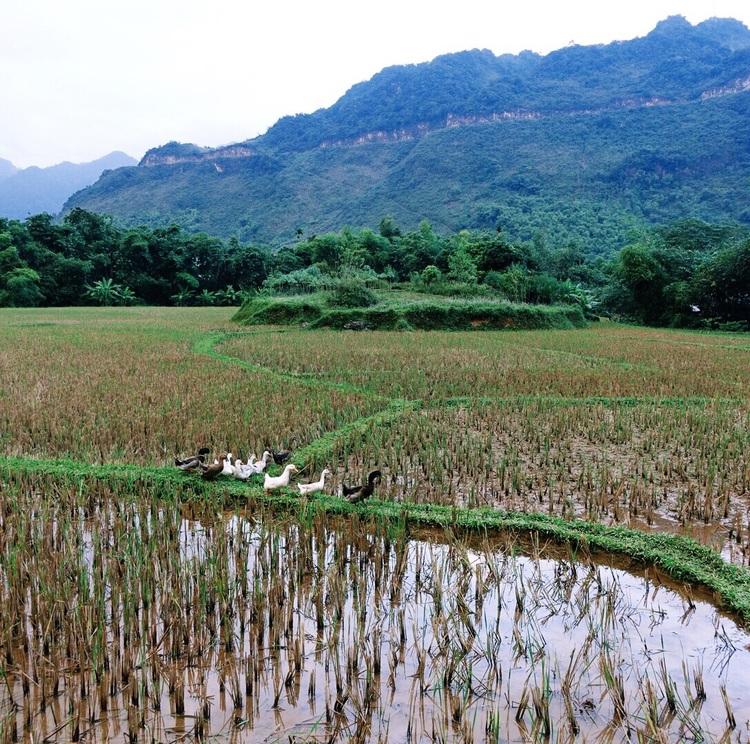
[0,309,379,465]
[334,400,750,563]
[220,325,750,399]
[222,322,750,563]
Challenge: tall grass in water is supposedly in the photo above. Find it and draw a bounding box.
[1,477,749,742]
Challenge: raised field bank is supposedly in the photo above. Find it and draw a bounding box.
[1,306,749,741]
[233,288,587,331]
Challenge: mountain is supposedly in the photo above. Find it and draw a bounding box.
[0,159,18,181]
[0,152,136,219]
[65,17,750,253]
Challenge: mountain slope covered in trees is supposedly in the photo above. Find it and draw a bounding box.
[66,16,750,253]
[0,152,136,219]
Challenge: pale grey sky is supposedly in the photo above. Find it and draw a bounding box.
[2,0,750,168]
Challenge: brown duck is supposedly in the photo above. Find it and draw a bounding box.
[200,454,227,481]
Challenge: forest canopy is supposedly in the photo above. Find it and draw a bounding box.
[0,209,747,329]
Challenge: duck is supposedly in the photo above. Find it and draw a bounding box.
[271,449,292,466]
[342,470,382,504]
[298,468,331,496]
[200,455,228,481]
[263,464,299,491]
[232,459,254,481]
[248,450,273,474]
[212,452,234,476]
[174,446,210,470]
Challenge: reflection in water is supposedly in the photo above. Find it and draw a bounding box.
[1,501,749,742]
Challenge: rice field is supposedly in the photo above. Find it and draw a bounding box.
[221,323,750,563]
[1,307,750,740]
[1,476,749,743]
[219,325,750,399]
[0,309,380,465]
[331,400,750,563]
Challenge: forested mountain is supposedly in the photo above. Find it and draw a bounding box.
[0,152,136,219]
[66,16,750,253]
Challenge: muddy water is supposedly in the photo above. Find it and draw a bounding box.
[2,510,750,743]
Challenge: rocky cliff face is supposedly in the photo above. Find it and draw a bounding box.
[140,143,256,166]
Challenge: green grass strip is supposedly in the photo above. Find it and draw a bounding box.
[193,331,384,399]
[292,398,420,469]
[432,395,745,409]
[2,454,749,625]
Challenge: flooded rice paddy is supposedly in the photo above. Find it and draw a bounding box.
[1,489,749,742]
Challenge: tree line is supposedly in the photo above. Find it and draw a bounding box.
[0,209,747,329]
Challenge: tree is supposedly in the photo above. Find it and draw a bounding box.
[379,216,401,240]
[0,267,43,307]
[421,265,442,285]
[171,289,194,306]
[691,240,750,324]
[447,247,478,284]
[615,243,667,323]
[195,289,217,306]
[0,245,23,275]
[117,286,138,306]
[495,264,529,302]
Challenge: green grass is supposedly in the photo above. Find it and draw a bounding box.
[233,291,587,331]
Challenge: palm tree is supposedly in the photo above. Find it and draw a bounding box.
[196,289,217,306]
[118,286,138,306]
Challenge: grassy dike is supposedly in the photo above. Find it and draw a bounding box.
[2,453,750,623]
[233,293,588,331]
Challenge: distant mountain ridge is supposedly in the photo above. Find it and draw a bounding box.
[66,16,750,253]
[0,159,18,181]
[0,152,136,219]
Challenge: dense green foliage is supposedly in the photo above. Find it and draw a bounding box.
[246,216,749,328]
[2,207,748,328]
[602,220,750,327]
[0,209,268,306]
[65,18,750,250]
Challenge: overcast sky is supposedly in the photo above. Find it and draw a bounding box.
[3,0,750,168]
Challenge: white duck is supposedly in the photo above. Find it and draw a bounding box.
[263,464,299,491]
[219,453,234,476]
[249,450,273,474]
[298,468,331,496]
[232,459,254,480]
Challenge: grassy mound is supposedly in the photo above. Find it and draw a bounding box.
[233,292,587,330]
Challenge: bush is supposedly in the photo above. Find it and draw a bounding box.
[236,293,587,331]
[232,297,323,325]
[326,283,379,308]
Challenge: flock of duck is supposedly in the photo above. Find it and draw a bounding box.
[174,447,382,504]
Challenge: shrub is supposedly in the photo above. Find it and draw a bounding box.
[326,284,378,308]
[232,297,324,325]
